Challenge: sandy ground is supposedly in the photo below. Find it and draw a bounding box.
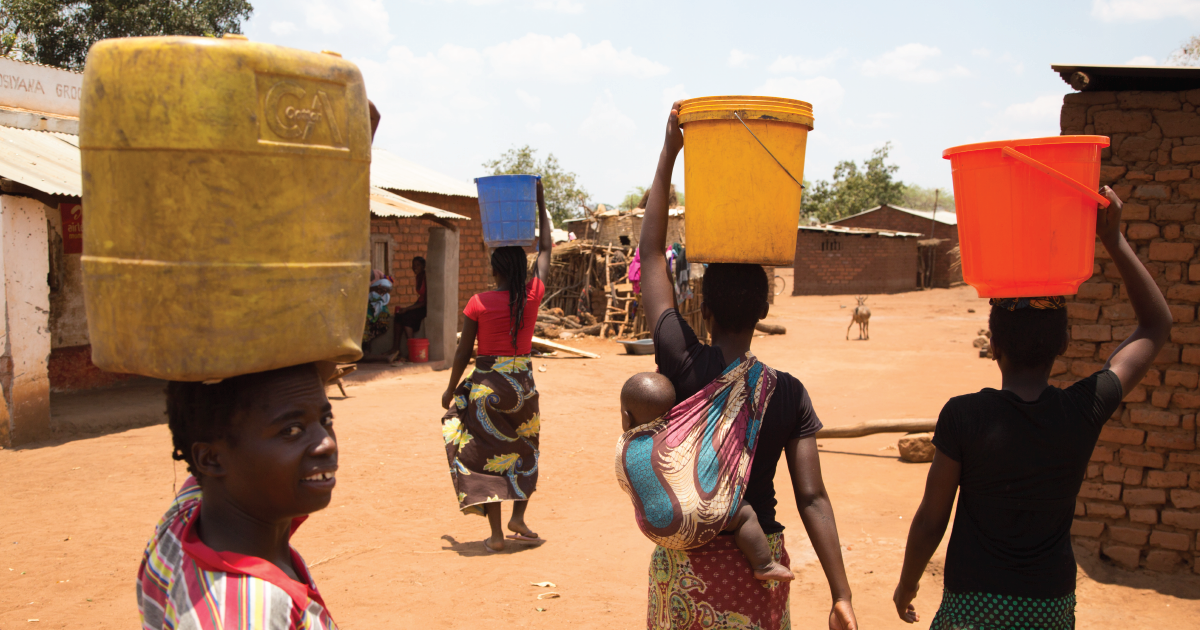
[3,280,1199,629]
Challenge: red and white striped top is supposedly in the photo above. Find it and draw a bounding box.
[136,477,337,630]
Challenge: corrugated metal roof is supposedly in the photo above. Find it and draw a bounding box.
[371,148,477,198]
[833,204,957,226]
[0,125,81,196]
[799,224,922,238]
[370,187,469,221]
[1051,63,1200,92]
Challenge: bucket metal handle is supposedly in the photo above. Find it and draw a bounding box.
[733,112,804,190]
[1001,146,1110,208]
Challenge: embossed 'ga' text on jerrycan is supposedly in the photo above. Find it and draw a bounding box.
[80,35,372,381]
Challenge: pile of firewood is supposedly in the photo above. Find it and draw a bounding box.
[535,307,602,340]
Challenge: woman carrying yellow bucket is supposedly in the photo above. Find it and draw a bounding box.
[633,100,858,630]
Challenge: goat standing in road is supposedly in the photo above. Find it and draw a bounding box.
[846,296,870,340]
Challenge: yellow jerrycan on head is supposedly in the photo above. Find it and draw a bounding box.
[678,96,812,266]
[80,35,372,381]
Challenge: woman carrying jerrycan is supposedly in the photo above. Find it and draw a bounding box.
[625,100,858,630]
[893,186,1172,628]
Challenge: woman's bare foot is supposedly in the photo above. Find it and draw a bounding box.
[483,535,505,553]
[752,561,795,582]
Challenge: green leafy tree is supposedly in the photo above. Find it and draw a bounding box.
[619,186,646,211]
[801,142,905,223]
[0,0,254,70]
[483,145,590,225]
[900,184,954,213]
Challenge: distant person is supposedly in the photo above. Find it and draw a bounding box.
[892,187,1171,629]
[617,372,794,582]
[363,270,393,350]
[634,101,857,630]
[138,364,339,629]
[395,256,428,342]
[440,180,552,553]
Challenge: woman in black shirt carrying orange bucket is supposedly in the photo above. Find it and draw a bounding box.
[893,187,1172,628]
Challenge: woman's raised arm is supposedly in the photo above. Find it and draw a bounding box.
[640,101,684,330]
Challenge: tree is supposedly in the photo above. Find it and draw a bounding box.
[483,145,590,225]
[900,184,954,213]
[0,0,254,70]
[619,186,646,211]
[1169,35,1200,66]
[801,142,905,223]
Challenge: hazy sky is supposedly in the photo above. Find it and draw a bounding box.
[245,0,1200,206]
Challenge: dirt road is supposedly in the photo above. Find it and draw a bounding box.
[2,284,1197,628]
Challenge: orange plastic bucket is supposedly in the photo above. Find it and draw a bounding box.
[943,136,1111,298]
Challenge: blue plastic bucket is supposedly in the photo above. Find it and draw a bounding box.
[475,174,539,248]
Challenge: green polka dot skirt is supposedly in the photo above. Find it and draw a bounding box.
[930,591,1076,630]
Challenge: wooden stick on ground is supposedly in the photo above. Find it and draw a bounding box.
[531,336,600,359]
[815,419,936,439]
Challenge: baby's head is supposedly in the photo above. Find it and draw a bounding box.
[621,372,676,432]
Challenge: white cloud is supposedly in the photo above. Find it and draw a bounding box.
[303,0,393,43]
[662,84,690,111]
[768,50,845,75]
[845,112,897,129]
[728,49,756,68]
[527,122,554,135]
[535,0,585,13]
[978,94,1063,140]
[356,44,488,118]
[269,21,297,36]
[753,76,845,114]
[515,89,541,110]
[485,33,668,83]
[971,48,991,58]
[580,90,636,141]
[1127,54,1159,65]
[861,43,970,83]
[1092,0,1200,22]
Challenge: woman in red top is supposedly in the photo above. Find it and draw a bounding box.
[441,180,552,553]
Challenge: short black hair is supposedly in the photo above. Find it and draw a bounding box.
[702,263,768,332]
[988,306,1069,370]
[167,364,319,477]
[412,256,426,266]
[621,372,676,427]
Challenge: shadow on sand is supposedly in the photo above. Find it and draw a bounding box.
[440,534,545,557]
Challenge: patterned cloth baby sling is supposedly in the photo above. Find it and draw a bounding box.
[615,353,778,550]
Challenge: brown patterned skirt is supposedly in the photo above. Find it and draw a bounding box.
[441,355,540,515]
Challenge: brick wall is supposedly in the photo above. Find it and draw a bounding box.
[832,206,960,287]
[377,191,489,329]
[1058,89,1200,574]
[791,229,918,295]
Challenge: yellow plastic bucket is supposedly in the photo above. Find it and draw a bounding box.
[679,96,812,265]
[80,36,372,381]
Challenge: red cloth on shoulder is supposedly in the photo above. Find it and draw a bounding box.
[464,277,544,356]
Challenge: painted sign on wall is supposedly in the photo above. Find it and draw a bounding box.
[0,57,82,118]
[60,203,82,254]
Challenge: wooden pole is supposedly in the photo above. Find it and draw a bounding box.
[815,418,936,439]
[928,189,940,290]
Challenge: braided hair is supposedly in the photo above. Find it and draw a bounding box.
[491,246,530,352]
[166,379,245,478]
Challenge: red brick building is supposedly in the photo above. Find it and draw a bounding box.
[792,225,921,295]
[370,149,489,328]
[1052,63,1200,574]
[832,204,960,288]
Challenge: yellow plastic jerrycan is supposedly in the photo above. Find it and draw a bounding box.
[80,35,372,381]
[678,96,812,266]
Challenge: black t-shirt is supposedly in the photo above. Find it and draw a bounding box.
[932,370,1123,598]
[654,309,823,534]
